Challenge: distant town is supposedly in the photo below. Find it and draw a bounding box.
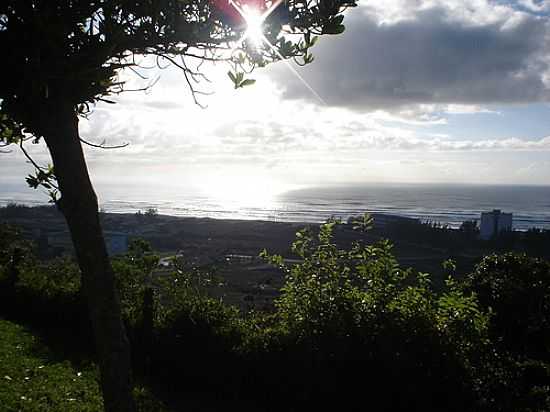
[2,204,548,311]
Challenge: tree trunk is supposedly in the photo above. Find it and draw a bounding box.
[40,102,136,412]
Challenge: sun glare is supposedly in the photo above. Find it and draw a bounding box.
[199,174,290,210]
[242,5,265,47]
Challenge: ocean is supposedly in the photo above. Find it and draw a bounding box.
[1,182,549,230]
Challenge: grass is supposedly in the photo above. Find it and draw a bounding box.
[0,318,103,411]
[0,318,170,412]
[0,319,261,412]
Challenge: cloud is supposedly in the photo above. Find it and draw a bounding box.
[88,111,550,158]
[515,0,550,14]
[267,1,550,110]
[362,135,550,151]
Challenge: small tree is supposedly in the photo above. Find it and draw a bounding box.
[0,1,355,410]
[144,207,159,218]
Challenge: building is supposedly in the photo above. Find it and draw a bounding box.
[480,210,513,240]
[105,231,129,256]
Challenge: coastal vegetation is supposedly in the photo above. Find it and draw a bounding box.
[1,217,548,411]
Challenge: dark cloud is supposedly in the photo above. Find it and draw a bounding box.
[268,6,550,110]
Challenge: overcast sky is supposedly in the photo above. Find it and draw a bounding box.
[3,0,550,201]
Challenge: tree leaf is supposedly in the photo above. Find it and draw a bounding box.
[227,71,237,84]
[239,79,256,88]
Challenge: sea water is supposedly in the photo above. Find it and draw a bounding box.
[1,182,549,230]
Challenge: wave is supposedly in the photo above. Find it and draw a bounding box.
[2,183,549,230]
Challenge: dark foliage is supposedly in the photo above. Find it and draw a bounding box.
[464,253,550,411]
[465,253,550,360]
[1,222,549,411]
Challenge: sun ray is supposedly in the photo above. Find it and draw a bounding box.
[226,0,325,104]
[259,32,326,105]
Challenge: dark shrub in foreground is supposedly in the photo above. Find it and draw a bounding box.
[1,221,549,411]
[465,253,550,360]
[0,225,90,347]
[464,253,550,411]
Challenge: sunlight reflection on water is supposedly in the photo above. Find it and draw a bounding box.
[2,182,549,229]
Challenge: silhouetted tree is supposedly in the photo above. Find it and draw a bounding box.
[0,1,355,410]
[460,219,479,236]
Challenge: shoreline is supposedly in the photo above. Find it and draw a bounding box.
[1,196,549,230]
[2,199,550,237]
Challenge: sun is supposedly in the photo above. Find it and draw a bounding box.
[225,0,281,48]
[241,4,266,47]
[199,173,291,212]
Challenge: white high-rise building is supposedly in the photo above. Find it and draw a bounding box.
[480,209,513,240]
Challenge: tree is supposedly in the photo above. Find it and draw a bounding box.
[0,1,355,410]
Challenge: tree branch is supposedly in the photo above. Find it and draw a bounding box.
[19,139,47,171]
[80,137,129,149]
[153,53,214,108]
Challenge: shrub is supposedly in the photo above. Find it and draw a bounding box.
[146,254,244,397]
[464,253,550,411]
[145,208,159,218]
[465,253,550,360]
[0,225,84,332]
[255,216,491,411]
[3,221,548,411]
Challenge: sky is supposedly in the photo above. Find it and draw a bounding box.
[3,0,550,201]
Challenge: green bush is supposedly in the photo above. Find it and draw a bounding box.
[0,225,83,329]
[464,253,550,411]
[465,253,550,359]
[16,257,81,298]
[252,216,491,411]
[111,239,160,326]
